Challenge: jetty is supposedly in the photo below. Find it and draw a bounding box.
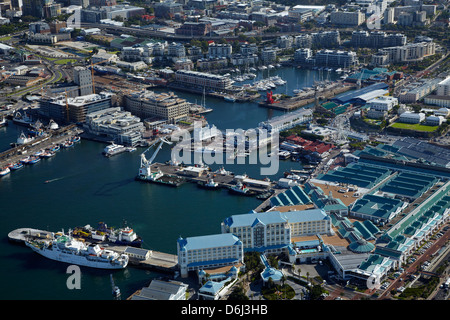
[259,82,355,111]
[148,162,275,194]
[0,124,83,169]
[8,227,179,274]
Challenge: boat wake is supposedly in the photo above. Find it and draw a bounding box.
[44,177,64,184]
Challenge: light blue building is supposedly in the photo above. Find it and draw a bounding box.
[177,233,243,278]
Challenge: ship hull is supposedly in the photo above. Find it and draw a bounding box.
[27,244,127,269]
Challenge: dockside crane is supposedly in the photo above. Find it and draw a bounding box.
[139,137,172,177]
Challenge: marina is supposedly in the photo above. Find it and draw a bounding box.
[0,66,343,299]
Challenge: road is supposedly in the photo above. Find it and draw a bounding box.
[378,226,450,300]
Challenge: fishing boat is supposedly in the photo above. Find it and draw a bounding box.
[15,132,34,146]
[0,166,10,176]
[71,136,81,143]
[49,144,60,152]
[12,110,34,127]
[40,150,56,158]
[61,140,74,148]
[28,156,41,164]
[9,162,23,171]
[25,233,129,269]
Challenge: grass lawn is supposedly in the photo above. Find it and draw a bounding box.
[54,59,78,65]
[390,122,438,132]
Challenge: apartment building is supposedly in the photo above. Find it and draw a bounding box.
[175,70,233,91]
[124,90,189,123]
[437,77,450,96]
[314,50,358,68]
[351,31,407,49]
[373,41,436,65]
[330,10,365,26]
[207,43,232,58]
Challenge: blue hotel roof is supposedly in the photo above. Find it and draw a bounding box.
[223,209,328,229]
[178,233,242,251]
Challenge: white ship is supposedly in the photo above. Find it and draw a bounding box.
[103,143,127,157]
[25,234,129,269]
[16,131,34,145]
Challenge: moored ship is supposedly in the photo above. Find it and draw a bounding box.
[72,222,143,248]
[25,234,129,269]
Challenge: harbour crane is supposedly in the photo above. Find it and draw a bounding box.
[138,137,172,178]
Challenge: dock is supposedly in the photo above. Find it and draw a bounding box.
[259,83,355,111]
[149,162,275,194]
[8,227,179,274]
[0,124,83,169]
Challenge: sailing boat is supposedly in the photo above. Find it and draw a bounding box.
[199,87,212,113]
[293,77,302,94]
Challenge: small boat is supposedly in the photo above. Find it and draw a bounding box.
[33,149,44,157]
[224,95,236,102]
[28,156,41,164]
[0,166,10,176]
[40,151,55,158]
[71,136,81,143]
[20,156,31,164]
[0,116,7,128]
[61,140,74,148]
[9,162,23,171]
[49,144,60,152]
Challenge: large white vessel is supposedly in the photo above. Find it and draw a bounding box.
[25,234,129,269]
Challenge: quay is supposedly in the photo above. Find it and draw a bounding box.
[149,162,275,194]
[259,83,355,111]
[0,124,83,168]
[8,227,179,274]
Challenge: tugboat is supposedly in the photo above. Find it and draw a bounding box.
[228,181,254,196]
[198,177,220,190]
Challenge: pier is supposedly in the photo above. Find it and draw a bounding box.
[0,124,83,168]
[259,82,355,111]
[148,162,275,194]
[8,227,179,274]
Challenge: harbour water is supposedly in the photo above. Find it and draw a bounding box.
[0,67,337,300]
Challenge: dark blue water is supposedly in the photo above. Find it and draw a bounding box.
[0,67,335,300]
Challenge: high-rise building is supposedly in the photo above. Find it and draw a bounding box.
[73,66,93,96]
[22,0,43,18]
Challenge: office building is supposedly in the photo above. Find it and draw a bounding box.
[73,66,93,96]
[39,91,114,123]
[83,106,144,146]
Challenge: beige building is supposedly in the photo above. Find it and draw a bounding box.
[330,10,365,26]
[124,90,189,123]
